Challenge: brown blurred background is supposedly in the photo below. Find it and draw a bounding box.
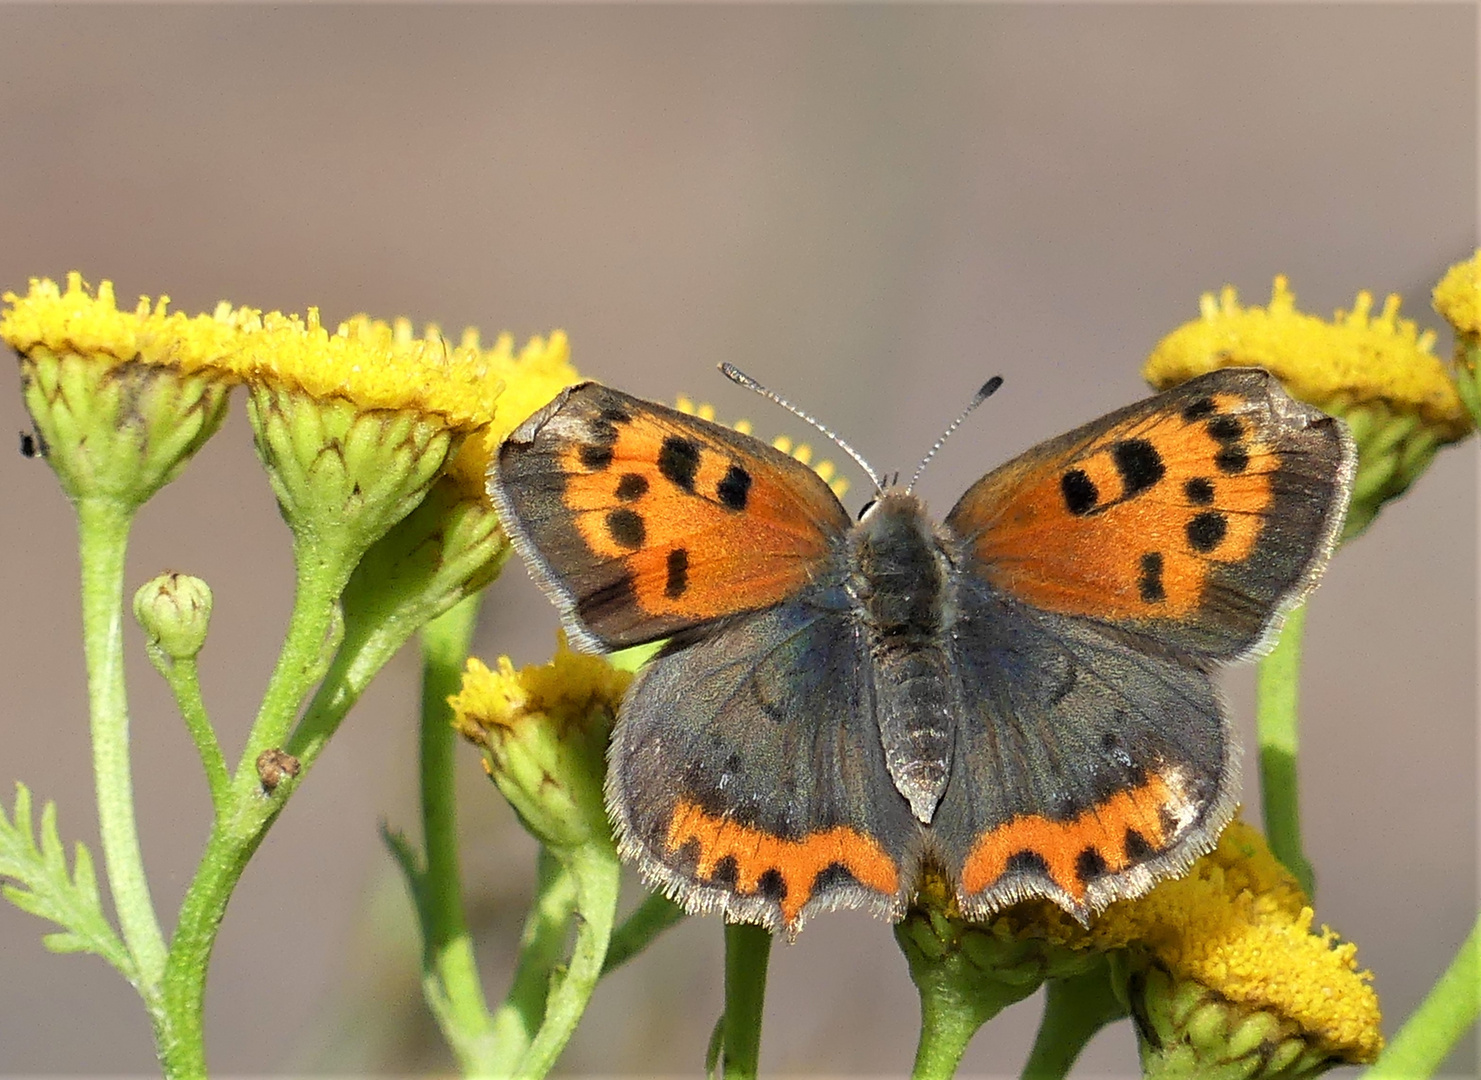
[0,5,1475,1077]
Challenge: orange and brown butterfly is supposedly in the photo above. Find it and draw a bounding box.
[488,367,1354,934]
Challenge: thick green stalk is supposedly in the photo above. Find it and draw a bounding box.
[76,497,168,993]
[158,547,355,1076]
[237,537,351,774]
[721,922,772,1080]
[1021,962,1127,1080]
[487,850,578,1075]
[1367,913,1480,1079]
[511,841,622,1078]
[415,597,500,1073]
[1255,602,1314,895]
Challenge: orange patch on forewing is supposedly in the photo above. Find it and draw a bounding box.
[665,798,900,927]
[960,771,1180,902]
[971,394,1279,622]
[558,415,841,623]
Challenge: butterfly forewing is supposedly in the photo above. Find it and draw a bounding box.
[944,368,1354,661]
[491,383,852,650]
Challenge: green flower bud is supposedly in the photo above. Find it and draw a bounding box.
[1133,961,1348,1080]
[450,640,629,852]
[133,573,213,661]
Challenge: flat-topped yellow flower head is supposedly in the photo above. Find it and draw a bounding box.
[899,820,1380,1075]
[1146,276,1471,539]
[1433,250,1481,431]
[1,274,239,510]
[451,635,631,851]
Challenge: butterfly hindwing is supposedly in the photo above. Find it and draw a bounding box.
[490,383,852,650]
[609,597,921,934]
[932,575,1234,922]
[944,368,1354,661]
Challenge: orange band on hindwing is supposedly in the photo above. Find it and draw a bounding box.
[960,771,1183,901]
[664,799,901,926]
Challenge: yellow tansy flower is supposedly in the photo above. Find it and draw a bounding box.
[1433,249,1481,338]
[899,821,1380,1074]
[1432,250,1481,431]
[2,272,246,375]
[452,636,631,851]
[443,328,581,502]
[1146,276,1471,538]
[1,274,238,510]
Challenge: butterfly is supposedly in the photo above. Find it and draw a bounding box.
[488,367,1354,934]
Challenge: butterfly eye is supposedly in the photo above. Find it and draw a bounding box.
[857,498,878,520]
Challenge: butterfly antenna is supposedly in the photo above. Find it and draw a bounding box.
[719,363,885,493]
[906,376,1003,494]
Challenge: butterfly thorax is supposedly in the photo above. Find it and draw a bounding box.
[849,491,956,825]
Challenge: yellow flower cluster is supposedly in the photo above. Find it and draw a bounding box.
[2,274,578,449]
[1005,821,1382,1063]
[1433,249,1481,336]
[450,634,633,745]
[1146,276,1469,440]
[1,273,243,373]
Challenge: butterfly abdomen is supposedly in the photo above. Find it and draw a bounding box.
[852,493,955,824]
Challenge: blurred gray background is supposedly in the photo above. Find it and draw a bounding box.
[0,5,1475,1077]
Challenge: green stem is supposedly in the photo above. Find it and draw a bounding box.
[1367,913,1480,1079]
[721,922,772,1080]
[415,597,501,1074]
[237,537,350,777]
[513,842,622,1078]
[488,849,579,1075]
[1021,962,1128,1080]
[159,546,357,1077]
[153,653,229,814]
[1255,602,1315,895]
[76,497,169,992]
[602,892,686,976]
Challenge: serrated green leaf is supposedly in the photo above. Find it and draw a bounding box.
[0,783,135,981]
[42,931,92,954]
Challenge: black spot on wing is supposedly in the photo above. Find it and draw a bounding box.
[1123,828,1153,861]
[1112,439,1165,497]
[1215,445,1250,474]
[717,464,752,511]
[659,436,701,491]
[1061,470,1099,515]
[665,548,689,598]
[1138,552,1166,603]
[1206,415,1244,443]
[709,855,740,889]
[1187,512,1228,553]
[579,413,622,470]
[1075,847,1109,884]
[757,868,788,902]
[579,443,614,470]
[1182,397,1216,421]
[1183,477,1215,505]
[1005,850,1050,876]
[615,473,649,501]
[813,862,860,894]
[606,508,646,549]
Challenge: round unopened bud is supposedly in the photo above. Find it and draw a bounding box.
[133,572,213,660]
